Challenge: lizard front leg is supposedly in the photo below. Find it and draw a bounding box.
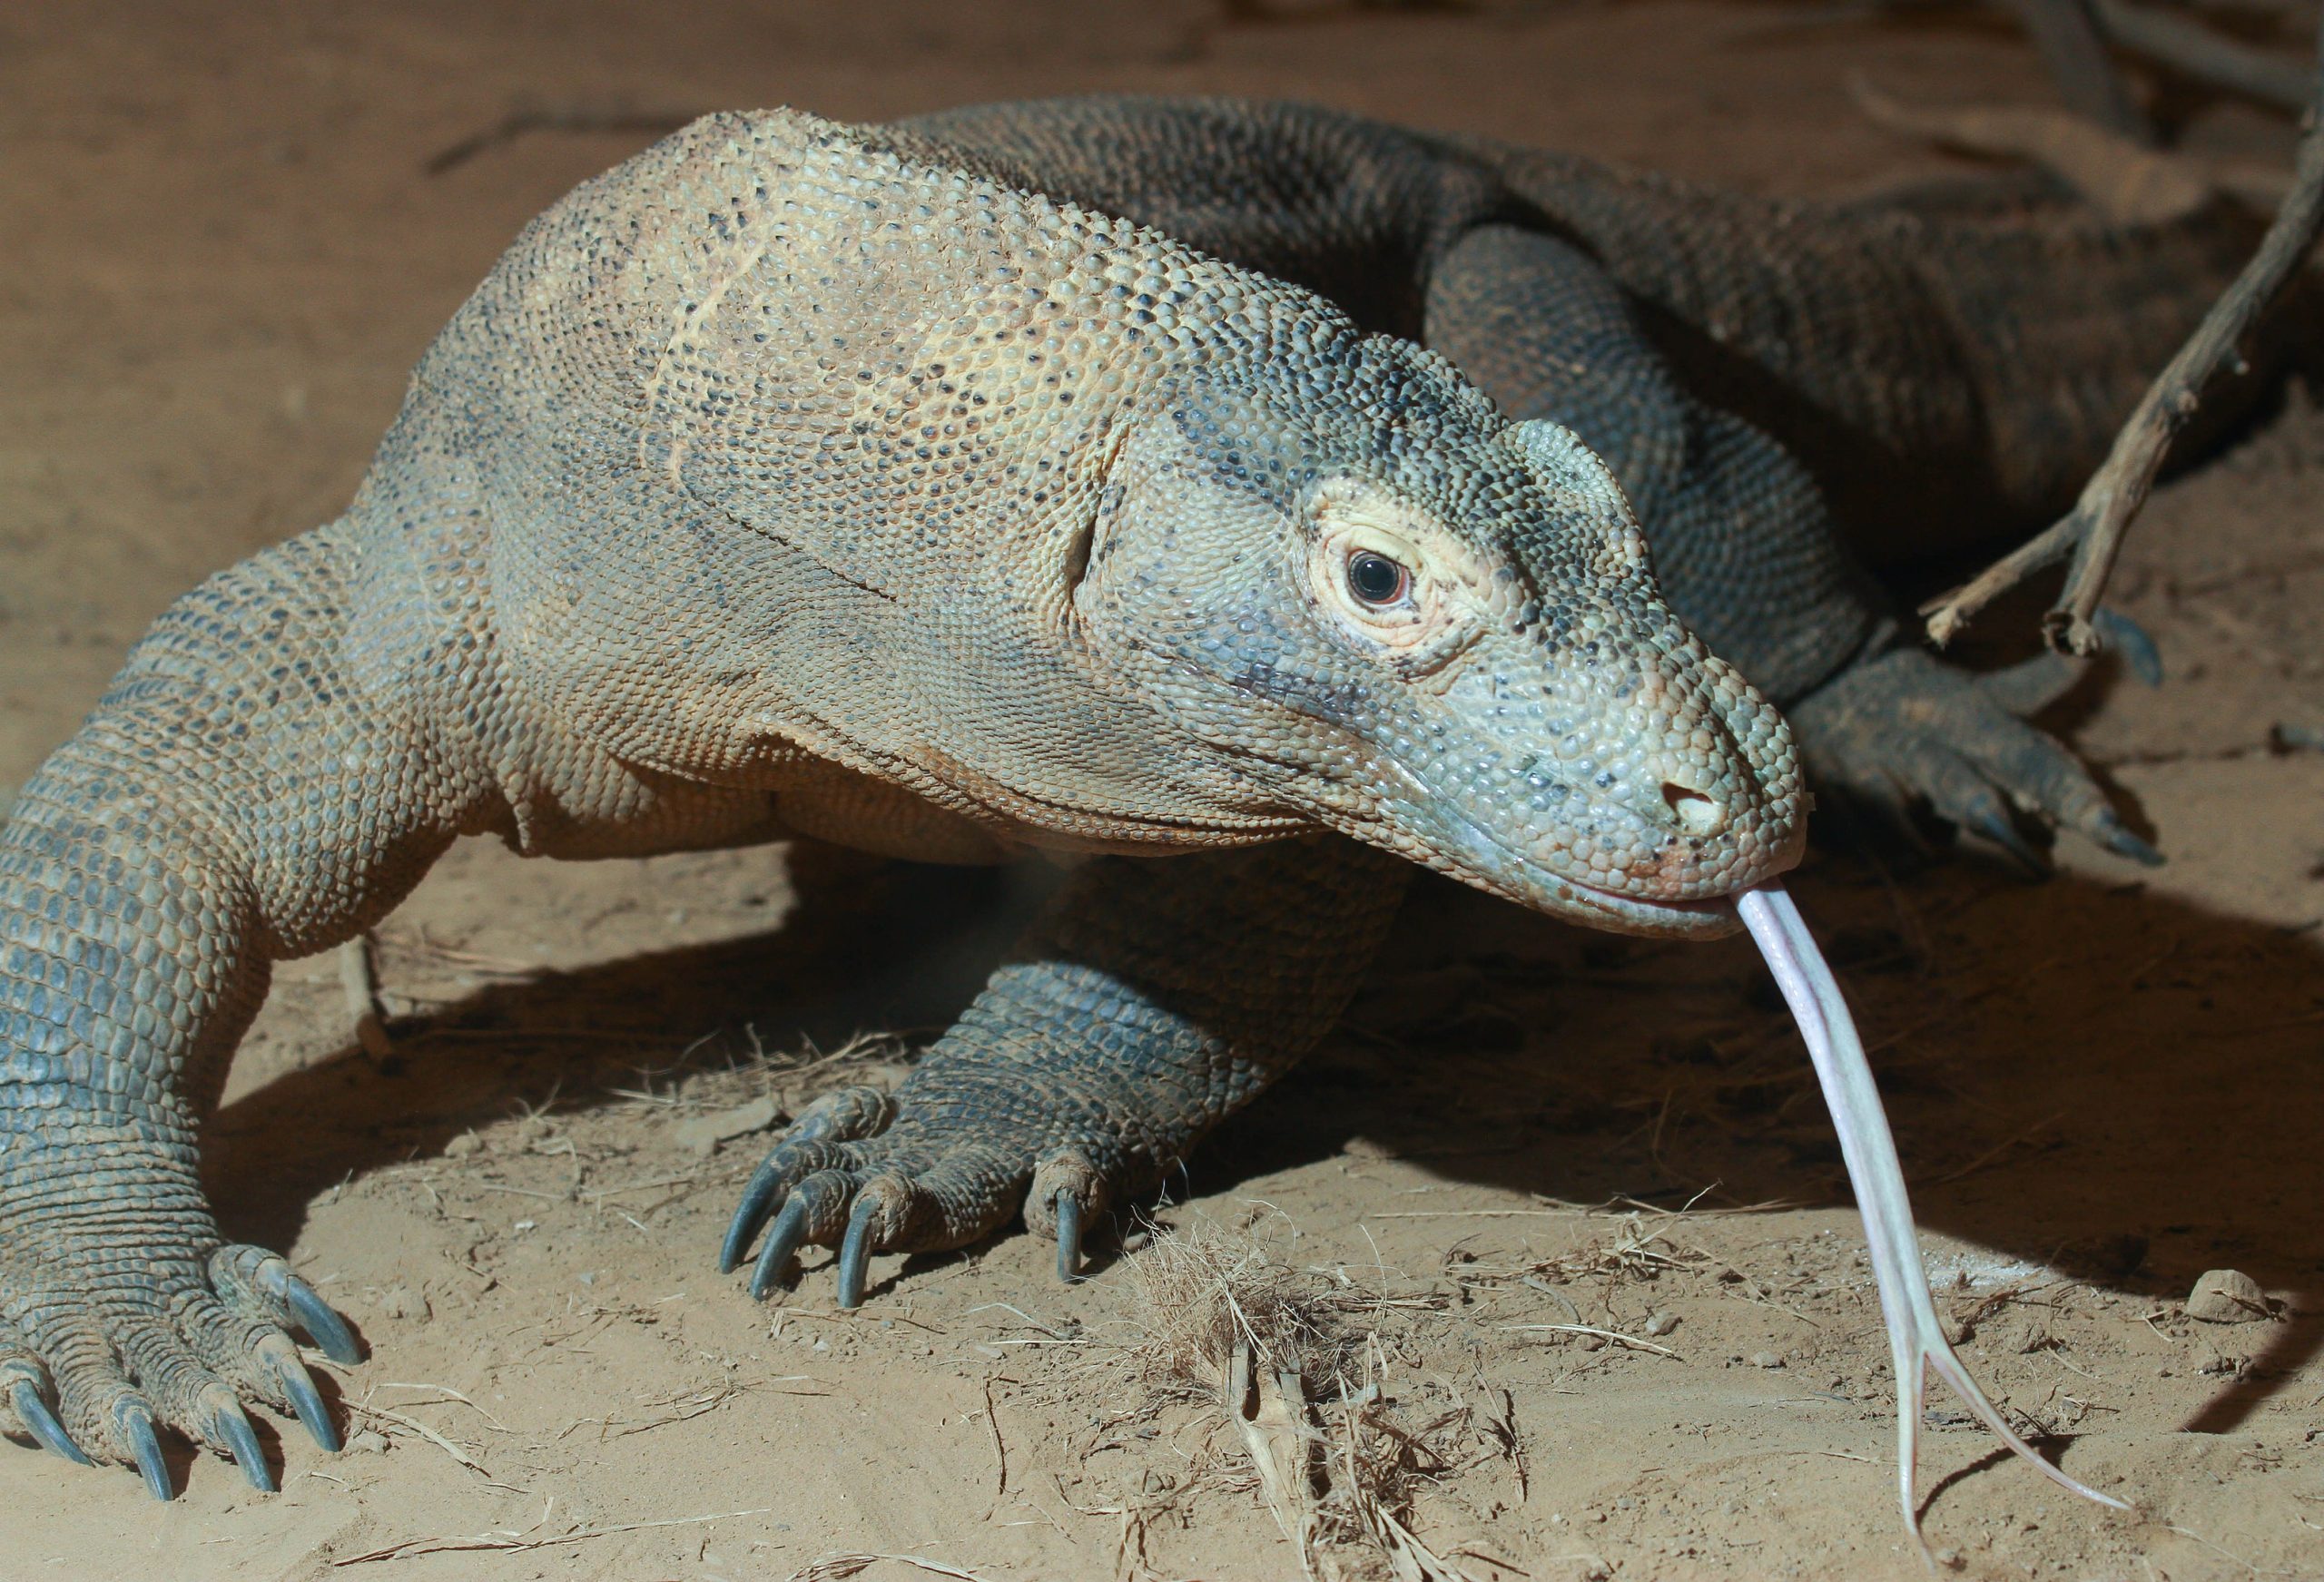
[1423,222,2155,864]
[0,524,476,1493]
[720,836,1409,1307]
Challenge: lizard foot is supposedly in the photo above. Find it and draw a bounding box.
[718,1082,1119,1309]
[1787,642,2162,872]
[0,1240,358,1497]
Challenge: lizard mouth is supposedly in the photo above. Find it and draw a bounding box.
[1381,781,1758,939]
[1555,879,1738,938]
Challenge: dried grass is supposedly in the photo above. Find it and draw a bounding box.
[1120,1213,1355,1400]
[1112,1215,1498,1582]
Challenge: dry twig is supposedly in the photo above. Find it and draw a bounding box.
[334,1506,773,1565]
[1924,25,2324,653]
[783,1556,1000,1582]
[2093,0,2314,113]
[2005,0,2156,142]
[1852,75,2216,223]
[336,932,394,1061]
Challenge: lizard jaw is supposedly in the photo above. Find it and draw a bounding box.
[1553,879,1739,938]
[1403,824,1759,939]
[1382,782,1787,939]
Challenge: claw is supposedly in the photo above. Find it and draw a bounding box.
[212,1400,275,1493]
[276,1357,340,1454]
[1054,1193,1083,1284]
[748,1195,810,1302]
[2093,608,2163,686]
[117,1401,172,1501]
[722,1161,785,1274]
[9,1380,91,1466]
[285,1276,363,1365]
[836,1195,878,1311]
[2093,809,2165,867]
[1965,804,2047,877]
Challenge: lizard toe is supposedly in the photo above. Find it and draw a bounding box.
[0,1351,92,1465]
[113,1395,173,1501]
[3,1300,177,1495]
[745,1170,857,1299]
[209,1243,363,1367]
[1027,1147,1113,1283]
[174,1282,343,1455]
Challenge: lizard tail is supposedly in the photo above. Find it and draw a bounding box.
[1455,134,2293,526]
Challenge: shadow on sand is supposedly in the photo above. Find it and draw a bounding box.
[202,837,2323,1439]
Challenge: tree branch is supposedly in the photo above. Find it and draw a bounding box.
[2092,0,2313,114]
[1923,23,2324,653]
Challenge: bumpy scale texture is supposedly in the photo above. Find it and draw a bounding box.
[0,96,2259,1493]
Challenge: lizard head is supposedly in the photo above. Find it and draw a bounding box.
[1072,350,1807,938]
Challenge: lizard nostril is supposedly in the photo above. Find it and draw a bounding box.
[1661,781,1725,837]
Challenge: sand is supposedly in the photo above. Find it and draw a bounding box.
[1,3,2319,1577]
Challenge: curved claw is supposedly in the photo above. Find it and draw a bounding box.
[285,1277,363,1365]
[2093,808,2165,867]
[748,1195,811,1302]
[212,1401,275,1493]
[276,1357,340,1454]
[1054,1193,1083,1285]
[835,1195,879,1312]
[10,1380,91,1466]
[2093,608,2162,686]
[722,1161,786,1274]
[118,1402,172,1501]
[1965,804,2047,877]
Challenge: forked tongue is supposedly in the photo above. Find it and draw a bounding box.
[1734,880,2126,1559]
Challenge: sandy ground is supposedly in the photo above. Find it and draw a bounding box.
[3,3,2322,1578]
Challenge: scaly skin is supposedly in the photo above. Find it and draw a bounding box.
[0,96,2252,1495]
[895,94,2262,852]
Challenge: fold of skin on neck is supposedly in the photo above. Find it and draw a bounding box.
[1735,880,2127,1560]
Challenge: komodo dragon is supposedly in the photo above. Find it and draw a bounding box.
[0,95,2260,1498]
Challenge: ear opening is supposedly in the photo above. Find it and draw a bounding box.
[1062,516,1095,595]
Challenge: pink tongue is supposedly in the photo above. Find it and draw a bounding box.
[1735,880,2125,1554]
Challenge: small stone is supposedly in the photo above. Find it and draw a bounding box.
[442,1131,482,1159]
[379,1285,430,1323]
[2186,1269,2271,1323]
[1643,1312,1679,1338]
[347,1430,390,1455]
[1749,1351,1784,1369]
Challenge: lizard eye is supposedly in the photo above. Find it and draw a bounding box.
[1345,550,1411,607]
